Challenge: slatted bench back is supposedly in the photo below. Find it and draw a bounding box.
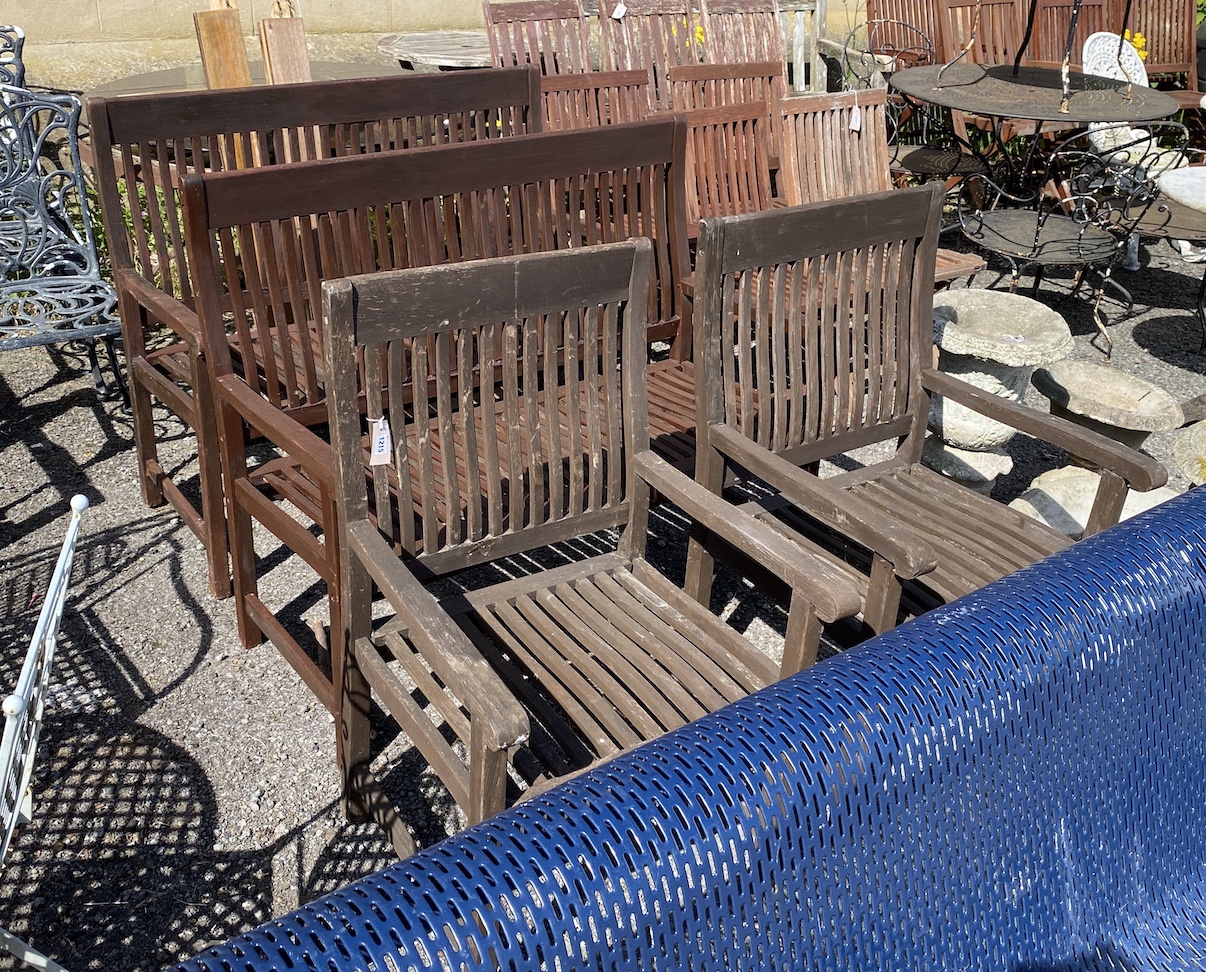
[483,0,594,74]
[181,116,689,417]
[86,68,543,310]
[540,68,655,129]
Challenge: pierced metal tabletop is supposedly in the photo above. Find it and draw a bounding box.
[890,63,1178,124]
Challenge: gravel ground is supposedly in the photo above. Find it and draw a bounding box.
[0,238,1204,970]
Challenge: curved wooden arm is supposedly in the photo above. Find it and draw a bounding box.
[115,269,200,351]
[635,451,861,623]
[213,374,335,491]
[922,368,1168,491]
[706,423,939,580]
[346,520,530,752]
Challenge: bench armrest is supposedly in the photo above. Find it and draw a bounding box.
[346,520,530,751]
[115,269,200,352]
[922,368,1168,491]
[213,374,335,492]
[706,423,939,580]
[635,451,861,623]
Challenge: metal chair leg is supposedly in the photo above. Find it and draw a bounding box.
[0,924,69,971]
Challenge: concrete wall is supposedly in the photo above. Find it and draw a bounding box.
[8,0,864,92]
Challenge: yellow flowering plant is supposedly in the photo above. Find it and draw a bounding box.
[1123,29,1148,62]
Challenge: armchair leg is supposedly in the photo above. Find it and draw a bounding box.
[780,595,822,675]
[862,554,903,635]
[120,297,163,509]
[467,720,510,826]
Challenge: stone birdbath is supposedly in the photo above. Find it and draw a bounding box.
[927,289,1073,493]
[1031,360,1185,457]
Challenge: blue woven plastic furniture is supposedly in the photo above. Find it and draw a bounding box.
[173,488,1206,972]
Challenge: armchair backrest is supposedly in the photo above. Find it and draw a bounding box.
[695,183,942,469]
[539,67,654,128]
[598,0,704,106]
[1120,0,1196,87]
[1023,0,1107,67]
[324,242,653,574]
[865,0,941,49]
[696,0,786,68]
[680,101,776,236]
[0,85,102,283]
[0,25,23,87]
[179,117,688,449]
[936,0,1023,63]
[86,67,543,308]
[778,88,893,206]
[483,0,593,74]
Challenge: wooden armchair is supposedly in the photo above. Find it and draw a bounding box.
[539,67,654,128]
[696,0,786,77]
[483,0,593,73]
[177,119,690,719]
[1018,0,1107,68]
[687,184,1167,636]
[85,67,544,598]
[778,88,986,285]
[598,0,703,107]
[324,241,860,853]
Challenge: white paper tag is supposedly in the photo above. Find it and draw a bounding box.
[849,105,861,132]
[611,1,626,19]
[369,416,392,466]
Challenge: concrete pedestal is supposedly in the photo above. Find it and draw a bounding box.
[1009,466,1181,538]
[927,289,1072,490]
[1031,360,1184,459]
[1175,421,1206,486]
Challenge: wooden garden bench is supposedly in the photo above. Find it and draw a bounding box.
[539,67,654,128]
[483,0,594,73]
[85,66,544,599]
[176,118,691,723]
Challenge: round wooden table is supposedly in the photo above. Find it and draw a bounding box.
[376,31,493,72]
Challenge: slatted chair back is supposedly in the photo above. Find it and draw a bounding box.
[864,0,941,54]
[483,0,594,74]
[696,0,786,70]
[936,0,1023,63]
[598,0,704,107]
[327,242,650,586]
[1021,0,1107,67]
[778,88,892,205]
[666,60,784,163]
[1119,0,1197,93]
[695,184,942,472]
[539,67,654,128]
[680,101,776,237]
[0,26,23,87]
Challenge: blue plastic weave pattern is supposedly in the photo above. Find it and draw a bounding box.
[174,490,1206,972]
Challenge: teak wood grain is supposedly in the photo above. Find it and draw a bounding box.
[483,0,594,74]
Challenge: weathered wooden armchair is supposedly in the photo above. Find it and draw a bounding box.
[483,0,593,73]
[324,241,860,853]
[179,118,690,719]
[86,67,544,598]
[687,184,1167,636]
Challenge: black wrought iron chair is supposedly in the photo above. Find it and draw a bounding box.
[957,124,1178,357]
[0,83,124,400]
